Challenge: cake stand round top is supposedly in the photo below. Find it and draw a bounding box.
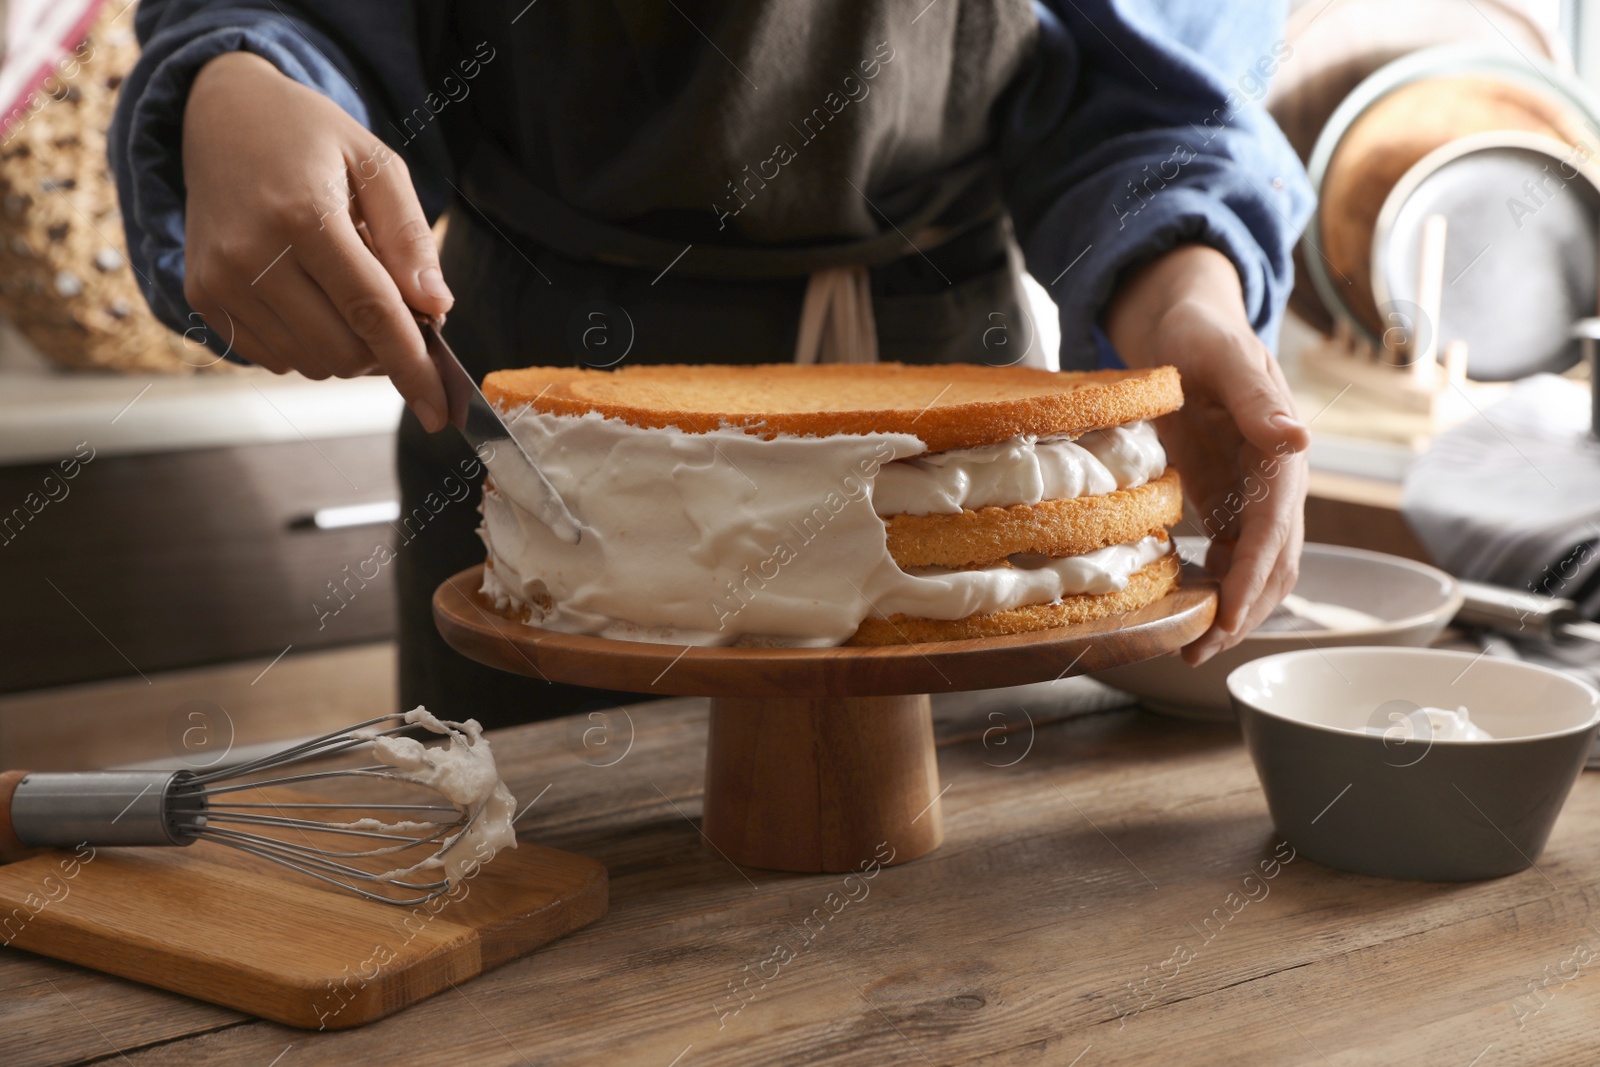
[433,566,1217,699]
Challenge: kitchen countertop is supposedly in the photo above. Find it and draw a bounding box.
[0,323,402,465]
[6,678,1600,1065]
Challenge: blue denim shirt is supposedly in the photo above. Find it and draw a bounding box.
[108,0,1313,370]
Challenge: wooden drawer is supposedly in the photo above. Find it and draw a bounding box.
[0,433,399,693]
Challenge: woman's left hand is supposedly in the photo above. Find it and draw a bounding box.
[1105,244,1310,664]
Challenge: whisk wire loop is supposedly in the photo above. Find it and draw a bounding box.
[8,712,512,907]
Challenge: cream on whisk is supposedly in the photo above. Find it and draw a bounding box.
[363,707,519,885]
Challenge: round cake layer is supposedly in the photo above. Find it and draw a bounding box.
[847,552,1180,645]
[885,469,1182,569]
[482,363,1183,454]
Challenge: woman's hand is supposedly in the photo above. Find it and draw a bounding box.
[1105,244,1309,663]
[181,51,453,429]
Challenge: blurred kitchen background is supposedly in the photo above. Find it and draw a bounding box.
[1,0,1598,765]
[0,1,405,767]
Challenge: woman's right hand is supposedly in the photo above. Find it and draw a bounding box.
[181,51,453,430]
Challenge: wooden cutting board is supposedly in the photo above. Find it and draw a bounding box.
[0,823,607,1030]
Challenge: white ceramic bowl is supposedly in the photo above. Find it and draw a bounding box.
[1092,542,1463,720]
[1230,647,1600,880]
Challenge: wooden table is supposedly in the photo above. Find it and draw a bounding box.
[6,678,1599,1065]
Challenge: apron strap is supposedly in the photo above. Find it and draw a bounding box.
[794,265,878,364]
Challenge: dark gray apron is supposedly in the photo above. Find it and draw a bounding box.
[398,149,1029,728]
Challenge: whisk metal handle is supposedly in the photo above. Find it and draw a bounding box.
[6,771,206,849]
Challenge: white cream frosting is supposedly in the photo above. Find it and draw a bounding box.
[1364,704,1494,743]
[888,536,1171,620]
[872,421,1166,516]
[479,408,1172,647]
[360,708,518,886]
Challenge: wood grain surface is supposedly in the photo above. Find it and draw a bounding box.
[8,682,1600,1065]
[0,789,608,1031]
[702,695,943,872]
[1304,471,1432,563]
[432,565,1218,698]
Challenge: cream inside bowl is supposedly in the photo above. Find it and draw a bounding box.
[1232,647,1599,742]
[1230,647,1599,881]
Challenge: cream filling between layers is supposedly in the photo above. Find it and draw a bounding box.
[872,421,1167,516]
[479,408,1173,647]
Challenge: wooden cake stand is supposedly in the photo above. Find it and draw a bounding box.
[435,566,1216,873]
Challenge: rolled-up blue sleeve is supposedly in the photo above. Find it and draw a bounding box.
[107,0,444,356]
[1001,0,1314,369]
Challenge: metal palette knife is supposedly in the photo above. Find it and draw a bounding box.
[418,314,583,544]
[350,217,581,544]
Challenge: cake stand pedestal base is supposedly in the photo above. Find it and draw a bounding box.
[704,694,940,872]
[433,565,1216,874]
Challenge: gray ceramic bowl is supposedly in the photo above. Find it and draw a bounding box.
[1230,647,1600,881]
[1093,543,1462,720]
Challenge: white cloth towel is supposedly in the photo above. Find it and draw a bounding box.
[1404,375,1600,763]
[1402,374,1600,613]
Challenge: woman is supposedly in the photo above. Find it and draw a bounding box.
[111,1,1313,727]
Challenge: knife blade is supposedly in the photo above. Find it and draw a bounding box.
[347,217,582,543]
[417,313,583,545]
